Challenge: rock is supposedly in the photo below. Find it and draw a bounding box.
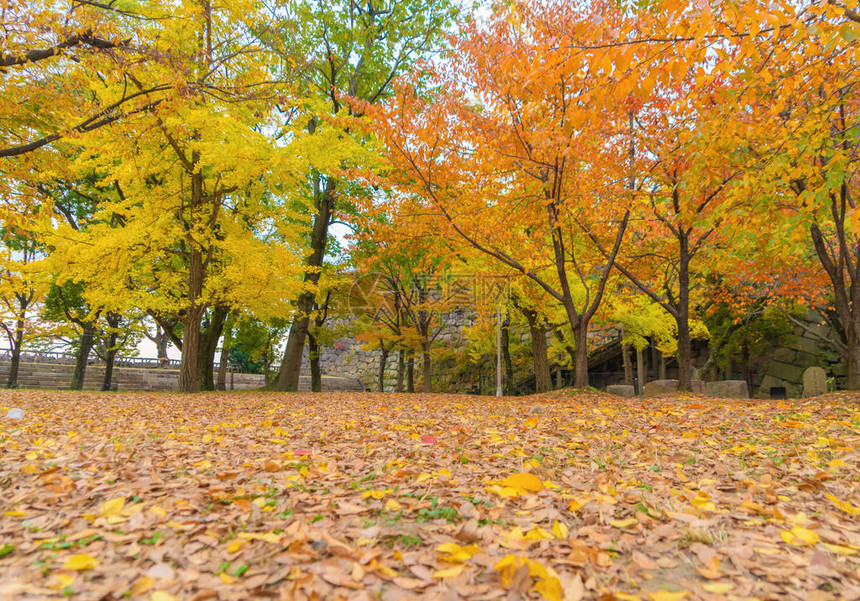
[643,380,678,396]
[705,380,750,399]
[528,405,546,415]
[606,384,635,397]
[5,408,24,419]
[802,366,828,397]
[643,380,705,396]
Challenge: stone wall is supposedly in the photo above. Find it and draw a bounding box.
[0,361,362,392]
[302,309,476,391]
[303,310,623,392]
[303,306,843,397]
[747,310,842,397]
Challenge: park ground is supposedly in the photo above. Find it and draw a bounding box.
[1,391,859,601]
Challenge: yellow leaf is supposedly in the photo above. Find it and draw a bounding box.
[20,465,36,474]
[63,554,99,570]
[384,499,401,512]
[493,554,528,587]
[151,592,179,601]
[433,565,464,579]
[616,594,642,601]
[416,473,432,483]
[533,575,563,601]
[701,582,735,593]
[567,498,586,512]
[486,484,521,498]
[220,573,234,584]
[2,511,27,517]
[501,472,544,494]
[825,493,860,516]
[226,540,248,553]
[436,542,482,563]
[25,451,37,461]
[48,572,76,590]
[524,527,553,541]
[238,532,280,543]
[100,497,125,518]
[128,576,155,597]
[822,543,859,555]
[193,459,212,469]
[691,497,716,511]
[781,527,819,546]
[552,520,569,539]
[828,458,845,468]
[648,592,690,601]
[610,518,638,529]
[149,506,166,518]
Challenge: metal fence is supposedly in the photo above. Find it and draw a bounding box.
[0,350,242,372]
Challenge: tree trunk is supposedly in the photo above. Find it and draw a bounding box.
[501,312,514,395]
[101,313,120,391]
[422,342,432,393]
[216,324,231,391]
[153,324,171,367]
[196,306,227,392]
[6,318,24,388]
[676,235,692,392]
[659,354,667,380]
[529,321,552,393]
[377,343,389,392]
[406,355,415,392]
[741,341,751,392]
[395,348,405,392]
[71,325,96,390]
[272,177,336,391]
[622,342,634,387]
[572,322,589,389]
[308,331,322,392]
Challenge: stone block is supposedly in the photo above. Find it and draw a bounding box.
[768,360,802,384]
[772,347,797,364]
[796,335,827,357]
[757,375,784,399]
[643,379,677,396]
[705,380,750,399]
[802,366,828,397]
[642,379,705,396]
[606,384,635,397]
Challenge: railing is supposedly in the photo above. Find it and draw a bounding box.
[0,350,226,371]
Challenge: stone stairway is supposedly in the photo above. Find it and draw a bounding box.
[0,361,364,392]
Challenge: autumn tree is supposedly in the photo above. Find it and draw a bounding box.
[722,4,860,388]
[0,232,43,388]
[23,0,310,392]
[371,3,636,388]
[268,0,458,391]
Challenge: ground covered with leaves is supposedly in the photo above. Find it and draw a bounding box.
[1,391,860,601]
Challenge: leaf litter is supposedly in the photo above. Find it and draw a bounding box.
[0,390,859,600]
